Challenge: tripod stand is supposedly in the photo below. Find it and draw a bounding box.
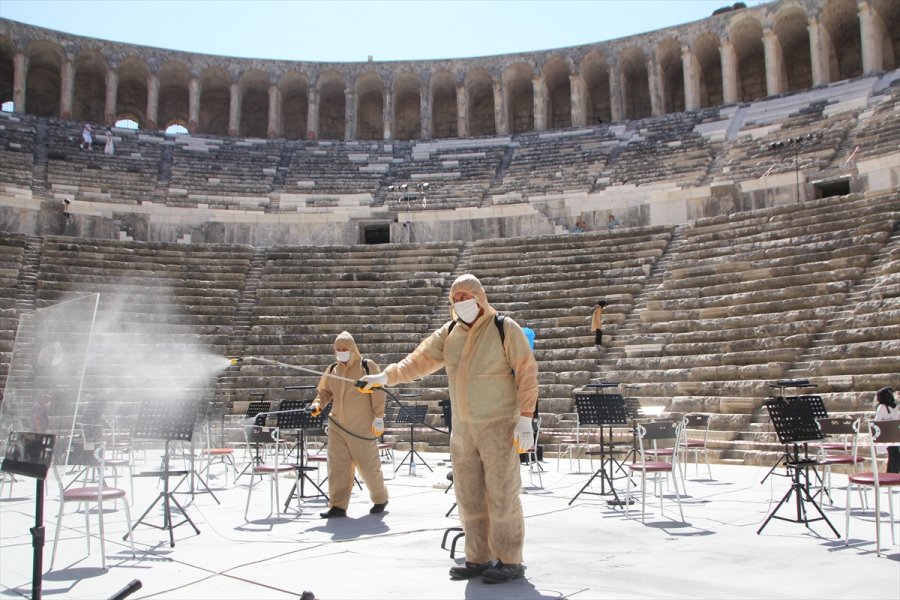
[394,404,432,475]
[125,398,201,547]
[757,399,839,538]
[2,431,55,600]
[278,400,330,511]
[569,389,631,507]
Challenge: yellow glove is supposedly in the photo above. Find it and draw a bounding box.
[371,417,385,436]
[310,402,322,417]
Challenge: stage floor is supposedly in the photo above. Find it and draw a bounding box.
[1,450,898,599]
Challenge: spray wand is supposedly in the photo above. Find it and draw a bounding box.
[229,356,381,393]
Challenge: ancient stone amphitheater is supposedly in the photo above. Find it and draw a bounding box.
[0,0,897,466]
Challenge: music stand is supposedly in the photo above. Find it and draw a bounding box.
[394,404,432,475]
[568,388,630,507]
[278,399,330,511]
[2,431,55,600]
[236,400,271,480]
[756,399,839,537]
[126,398,201,547]
[760,380,820,483]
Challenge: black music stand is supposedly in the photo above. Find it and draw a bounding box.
[757,399,839,537]
[394,404,432,475]
[568,388,630,507]
[236,400,271,480]
[760,379,821,483]
[125,398,201,547]
[2,431,55,600]
[279,400,330,511]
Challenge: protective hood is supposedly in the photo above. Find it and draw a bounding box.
[449,274,495,321]
[333,330,362,365]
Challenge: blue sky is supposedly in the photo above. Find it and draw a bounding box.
[1,0,769,63]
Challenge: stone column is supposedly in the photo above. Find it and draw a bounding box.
[648,56,663,116]
[763,28,783,96]
[808,17,827,86]
[344,87,355,140]
[105,69,118,125]
[60,57,74,120]
[307,85,318,139]
[720,41,739,104]
[188,77,200,133]
[859,1,883,74]
[267,83,279,138]
[146,73,159,130]
[382,87,392,140]
[682,45,700,111]
[228,82,240,136]
[420,84,431,140]
[533,74,545,131]
[13,52,27,114]
[609,64,623,122]
[493,81,506,134]
[569,74,586,127]
[456,82,468,138]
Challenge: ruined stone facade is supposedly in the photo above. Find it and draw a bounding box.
[1,0,896,140]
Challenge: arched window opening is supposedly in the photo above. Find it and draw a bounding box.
[1,101,13,113]
[165,123,188,136]
[115,118,139,130]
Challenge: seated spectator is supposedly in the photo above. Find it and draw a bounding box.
[573,217,588,234]
[607,214,620,229]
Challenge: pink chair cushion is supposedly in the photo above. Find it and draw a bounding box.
[684,440,705,448]
[254,464,295,474]
[64,486,127,501]
[203,448,234,455]
[848,472,900,486]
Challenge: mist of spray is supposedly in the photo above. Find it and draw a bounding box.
[0,288,234,461]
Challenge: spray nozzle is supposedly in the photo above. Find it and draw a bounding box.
[229,357,243,366]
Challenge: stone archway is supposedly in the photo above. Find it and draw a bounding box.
[542,56,571,129]
[730,18,766,102]
[72,51,107,124]
[820,0,862,82]
[619,46,651,120]
[466,69,495,137]
[393,72,421,141]
[581,50,611,124]
[25,40,63,118]
[158,61,191,132]
[503,63,534,134]
[239,70,269,138]
[280,71,308,141]
[657,38,684,115]
[430,70,457,139]
[318,72,346,140]
[356,71,384,141]
[693,32,723,109]
[773,7,812,93]
[116,56,149,127]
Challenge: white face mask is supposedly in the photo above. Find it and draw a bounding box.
[453,298,480,324]
[336,351,351,363]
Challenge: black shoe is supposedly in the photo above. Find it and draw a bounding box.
[482,562,525,584]
[369,501,388,514]
[449,561,492,580]
[319,507,347,519]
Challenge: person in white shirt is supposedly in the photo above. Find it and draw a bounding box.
[873,387,899,473]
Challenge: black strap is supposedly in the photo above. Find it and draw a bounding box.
[448,313,506,343]
[328,357,370,375]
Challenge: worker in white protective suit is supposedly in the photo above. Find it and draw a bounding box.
[360,274,538,584]
[311,331,389,518]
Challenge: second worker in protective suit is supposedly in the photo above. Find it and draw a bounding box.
[360,274,538,584]
[311,331,389,518]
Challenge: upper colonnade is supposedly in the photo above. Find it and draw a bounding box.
[0,0,897,141]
